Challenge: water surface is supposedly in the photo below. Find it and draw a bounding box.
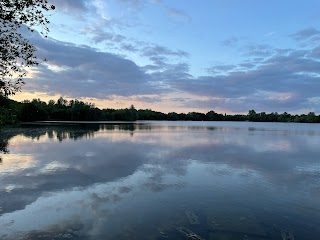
[1,121,320,239]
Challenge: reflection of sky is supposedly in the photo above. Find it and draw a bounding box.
[0,172,139,238]
[0,154,34,174]
[1,122,320,239]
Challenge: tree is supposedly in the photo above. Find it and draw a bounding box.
[129,105,138,121]
[206,110,223,121]
[247,109,257,121]
[18,101,48,121]
[0,0,55,96]
[306,112,316,123]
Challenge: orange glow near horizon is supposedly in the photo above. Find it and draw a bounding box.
[10,91,239,114]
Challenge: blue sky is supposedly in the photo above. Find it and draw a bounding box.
[13,0,320,114]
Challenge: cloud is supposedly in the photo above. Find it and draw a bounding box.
[165,7,192,22]
[22,30,192,100]
[206,64,237,74]
[238,63,255,69]
[116,0,192,22]
[26,32,320,113]
[148,63,191,82]
[290,27,320,41]
[221,37,239,47]
[121,43,139,52]
[169,46,320,112]
[139,44,189,72]
[91,32,126,44]
[309,45,320,58]
[50,0,95,15]
[19,24,320,114]
[80,22,189,71]
[49,0,191,76]
[23,31,167,98]
[80,18,129,44]
[289,28,320,47]
[180,94,309,114]
[243,44,275,57]
[117,0,146,6]
[142,45,189,58]
[131,95,162,103]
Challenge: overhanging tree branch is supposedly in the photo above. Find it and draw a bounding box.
[0,0,55,96]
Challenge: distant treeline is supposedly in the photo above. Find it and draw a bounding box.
[1,96,320,125]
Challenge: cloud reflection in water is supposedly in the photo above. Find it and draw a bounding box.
[0,122,320,239]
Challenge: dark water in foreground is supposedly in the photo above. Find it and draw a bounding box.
[0,121,320,240]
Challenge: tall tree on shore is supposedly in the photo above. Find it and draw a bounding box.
[0,0,55,96]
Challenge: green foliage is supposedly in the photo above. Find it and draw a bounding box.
[0,0,55,95]
[0,108,11,125]
[167,112,180,120]
[186,112,205,121]
[0,95,19,125]
[138,109,166,120]
[248,109,257,121]
[1,96,320,125]
[18,102,48,121]
[206,111,223,121]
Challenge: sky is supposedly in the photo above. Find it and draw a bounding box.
[11,0,320,114]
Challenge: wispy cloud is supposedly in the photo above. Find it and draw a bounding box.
[290,27,320,41]
[116,0,192,22]
[243,44,275,57]
[50,0,97,16]
[142,45,188,58]
[161,4,192,23]
[221,37,239,47]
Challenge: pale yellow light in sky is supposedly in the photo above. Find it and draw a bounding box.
[1,154,34,174]
[11,91,236,114]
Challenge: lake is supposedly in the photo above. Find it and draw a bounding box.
[1,121,320,239]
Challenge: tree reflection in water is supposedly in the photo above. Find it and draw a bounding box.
[1,122,320,240]
[0,123,137,153]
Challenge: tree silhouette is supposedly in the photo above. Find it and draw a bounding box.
[0,0,55,96]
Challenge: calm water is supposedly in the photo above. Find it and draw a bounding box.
[1,121,320,240]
